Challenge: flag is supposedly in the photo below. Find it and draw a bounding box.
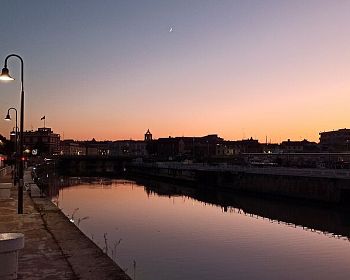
[41,116,45,120]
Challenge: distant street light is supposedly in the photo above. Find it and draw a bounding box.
[4,107,18,186]
[0,54,25,214]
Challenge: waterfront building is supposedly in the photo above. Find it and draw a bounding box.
[155,137,183,160]
[60,140,86,156]
[60,139,147,157]
[216,138,263,157]
[319,129,350,152]
[12,127,60,156]
[232,138,262,153]
[262,143,281,154]
[109,140,147,157]
[86,140,110,156]
[149,134,224,160]
[280,139,319,153]
[216,142,238,156]
[192,134,224,159]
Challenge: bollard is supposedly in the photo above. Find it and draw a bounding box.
[0,233,25,279]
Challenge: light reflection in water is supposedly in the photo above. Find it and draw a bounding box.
[51,178,350,280]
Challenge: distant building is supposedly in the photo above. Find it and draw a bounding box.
[60,140,86,156]
[216,143,238,156]
[216,138,262,156]
[148,134,223,160]
[109,140,147,157]
[234,138,262,153]
[144,129,152,141]
[280,139,319,153]
[12,127,60,156]
[60,137,148,157]
[85,140,110,156]
[262,143,281,154]
[193,134,223,159]
[155,137,183,159]
[319,129,350,152]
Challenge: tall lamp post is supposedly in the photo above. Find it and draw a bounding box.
[5,108,18,186]
[0,54,25,214]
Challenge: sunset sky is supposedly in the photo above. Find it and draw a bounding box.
[1,0,350,142]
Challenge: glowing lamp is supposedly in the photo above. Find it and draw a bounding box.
[0,67,14,81]
[4,113,11,121]
[10,130,16,136]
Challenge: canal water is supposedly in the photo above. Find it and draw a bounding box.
[50,177,350,280]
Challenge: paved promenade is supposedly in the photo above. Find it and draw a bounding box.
[0,170,131,280]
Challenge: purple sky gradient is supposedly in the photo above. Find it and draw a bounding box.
[1,1,350,141]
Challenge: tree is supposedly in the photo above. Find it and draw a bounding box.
[0,134,13,156]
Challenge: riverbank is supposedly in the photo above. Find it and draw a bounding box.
[126,162,350,203]
[0,169,131,280]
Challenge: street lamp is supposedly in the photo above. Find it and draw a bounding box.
[0,67,14,81]
[0,54,25,214]
[4,108,18,186]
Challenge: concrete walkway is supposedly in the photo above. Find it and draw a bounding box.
[0,170,131,280]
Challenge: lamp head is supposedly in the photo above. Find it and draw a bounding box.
[4,113,11,121]
[10,130,16,136]
[0,67,14,81]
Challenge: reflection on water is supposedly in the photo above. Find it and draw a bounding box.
[48,177,350,280]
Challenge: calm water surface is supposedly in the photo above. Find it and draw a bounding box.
[51,178,350,280]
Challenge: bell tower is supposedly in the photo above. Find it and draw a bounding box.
[144,129,152,141]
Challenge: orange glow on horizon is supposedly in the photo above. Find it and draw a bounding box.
[1,1,350,143]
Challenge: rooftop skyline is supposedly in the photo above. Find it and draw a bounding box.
[1,1,350,142]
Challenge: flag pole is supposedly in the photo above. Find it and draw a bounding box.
[41,116,46,128]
